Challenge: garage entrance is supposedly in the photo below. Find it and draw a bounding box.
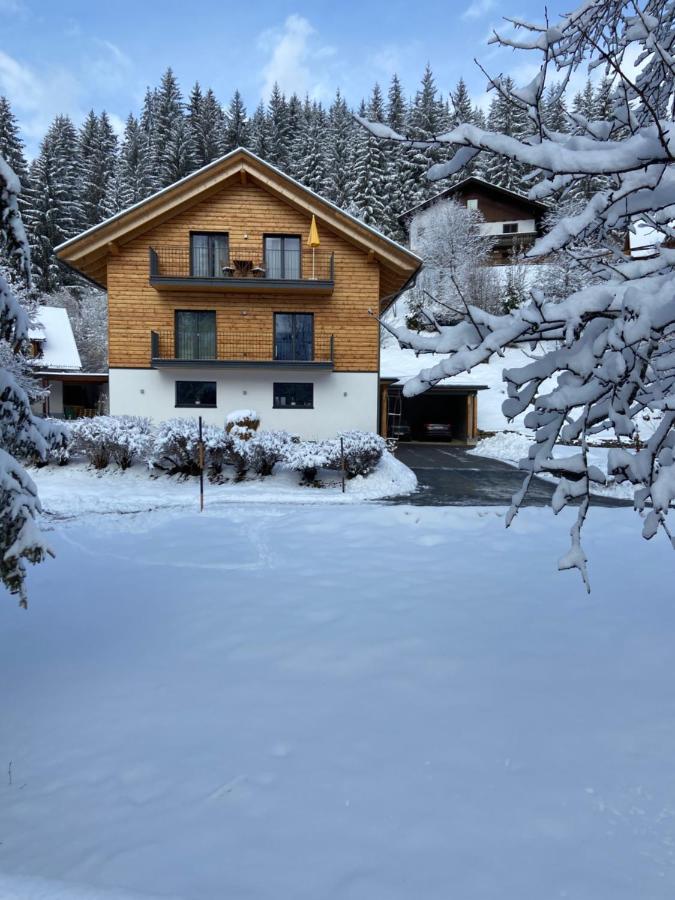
[380,380,486,444]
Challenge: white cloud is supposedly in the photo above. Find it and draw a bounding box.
[258,14,336,101]
[462,0,496,21]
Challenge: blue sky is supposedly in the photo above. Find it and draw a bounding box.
[2,0,552,156]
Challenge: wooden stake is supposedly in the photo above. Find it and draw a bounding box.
[340,437,345,493]
[198,415,205,511]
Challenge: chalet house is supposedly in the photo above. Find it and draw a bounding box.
[400,176,548,262]
[55,149,420,439]
[29,306,107,418]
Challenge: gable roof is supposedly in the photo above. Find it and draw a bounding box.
[56,147,421,298]
[399,176,548,224]
[28,306,82,371]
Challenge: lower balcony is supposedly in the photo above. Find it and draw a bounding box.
[150,330,335,369]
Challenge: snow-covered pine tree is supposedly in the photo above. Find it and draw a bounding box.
[358,0,675,584]
[541,83,570,134]
[249,101,269,159]
[266,83,291,171]
[189,84,226,168]
[406,64,447,201]
[325,90,355,207]
[25,115,82,292]
[295,100,328,195]
[350,119,388,229]
[153,68,196,187]
[0,154,65,605]
[0,97,27,189]
[107,114,155,212]
[224,90,249,152]
[78,110,118,230]
[484,77,531,190]
[387,75,406,134]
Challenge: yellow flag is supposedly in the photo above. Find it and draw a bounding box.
[307,214,320,248]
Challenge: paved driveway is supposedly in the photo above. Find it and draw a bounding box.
[392,443,628,507]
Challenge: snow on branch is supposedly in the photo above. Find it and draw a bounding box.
[363,0,675,586]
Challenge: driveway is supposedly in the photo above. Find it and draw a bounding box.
[392,443,629,507]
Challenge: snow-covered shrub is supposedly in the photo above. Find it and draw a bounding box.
[108,416,153,470]
[150,418,203,476]
[248,430,296,477]
[225,408,260,441]
[203,426,232,479]
[71,416,115,469]
[285,441,339,485]
[338,431,387,478]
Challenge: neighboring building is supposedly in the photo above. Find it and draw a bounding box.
[625,220,668,259]
[55,148,420,439]
[28,306,108,418]
[400,176,547,262]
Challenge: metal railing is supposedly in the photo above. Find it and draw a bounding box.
[150,329,334,365]
[149,245,335,282]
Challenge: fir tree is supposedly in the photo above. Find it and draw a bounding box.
[266,83,291,170]
[351,124,387,229]
[189,84,226,167]
[484,78,531,191]
[249,101,269,158]
[450,78,473,127]
[542,83,569,133]
[224,90,249,151]
[78,110,118,229]
[0,96,27,187]
[153,68,195,187]
[386,75,406,133]
[325,90,354,207]
[25,115,82,291]
[296,100,328,195]
[107,113,154,212]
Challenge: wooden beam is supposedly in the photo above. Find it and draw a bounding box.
[107,241,119,256]
[240,168,248,185]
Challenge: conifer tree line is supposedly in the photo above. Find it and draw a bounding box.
[0,67,616,293]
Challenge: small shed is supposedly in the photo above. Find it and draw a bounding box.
[380,377,486,443]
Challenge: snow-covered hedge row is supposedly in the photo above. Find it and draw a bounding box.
[55,416,387,483]
[70,416,153,470]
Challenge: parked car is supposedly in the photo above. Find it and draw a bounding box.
[422,422,452,441]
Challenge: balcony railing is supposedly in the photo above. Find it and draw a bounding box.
[149,245,335,293]
[150,330,335,369]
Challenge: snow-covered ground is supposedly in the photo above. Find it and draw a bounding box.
[1,500,674,900]
[30,451,417,520]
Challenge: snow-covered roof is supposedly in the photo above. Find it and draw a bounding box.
[628,221,666,258]
[28,306,81,371]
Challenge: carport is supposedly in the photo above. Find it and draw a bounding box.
[379,378,487,444]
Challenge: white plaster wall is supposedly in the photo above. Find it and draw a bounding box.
[110,368,379,439]
[480,219,536,236]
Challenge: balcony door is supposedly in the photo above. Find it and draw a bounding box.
[175,310,216,360]
[265,235,301,280]
[274,313,313,362]
[190,232,229,278]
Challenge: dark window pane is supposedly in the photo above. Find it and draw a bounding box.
[176,381,217,407]
[502,223,518,234]
[190,233,229,277]
[274,313,313,361]
[273,382,313,409]
[175,311,216,360]
[265,235,300,280]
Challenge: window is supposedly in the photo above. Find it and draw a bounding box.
[175,310,216,360]
[264,235,301,279]
[190,232,229,278]
[466,198,478,210]
[502,223,518,234]
[176,381,217,408]
[273,382,313,409]
[274,313,313,362]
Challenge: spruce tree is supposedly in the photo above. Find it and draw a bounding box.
[249,101,269,158]
[153,68,195,187]
[79,110,118,229]
[386,75,406,133]
[106,113,154,212]
[484,78,531,191]
[325,89,354,208]
[0,97,27,187]
[267,83,291,170]
[224,90,249,151]
[450,78,473,127]
[296,100,328,195]
[542,83,569,133]
[351,124,387,230]
[25,115,82,291]
[189,84,226,167]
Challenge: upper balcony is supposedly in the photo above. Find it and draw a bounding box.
[149,244,335,296]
